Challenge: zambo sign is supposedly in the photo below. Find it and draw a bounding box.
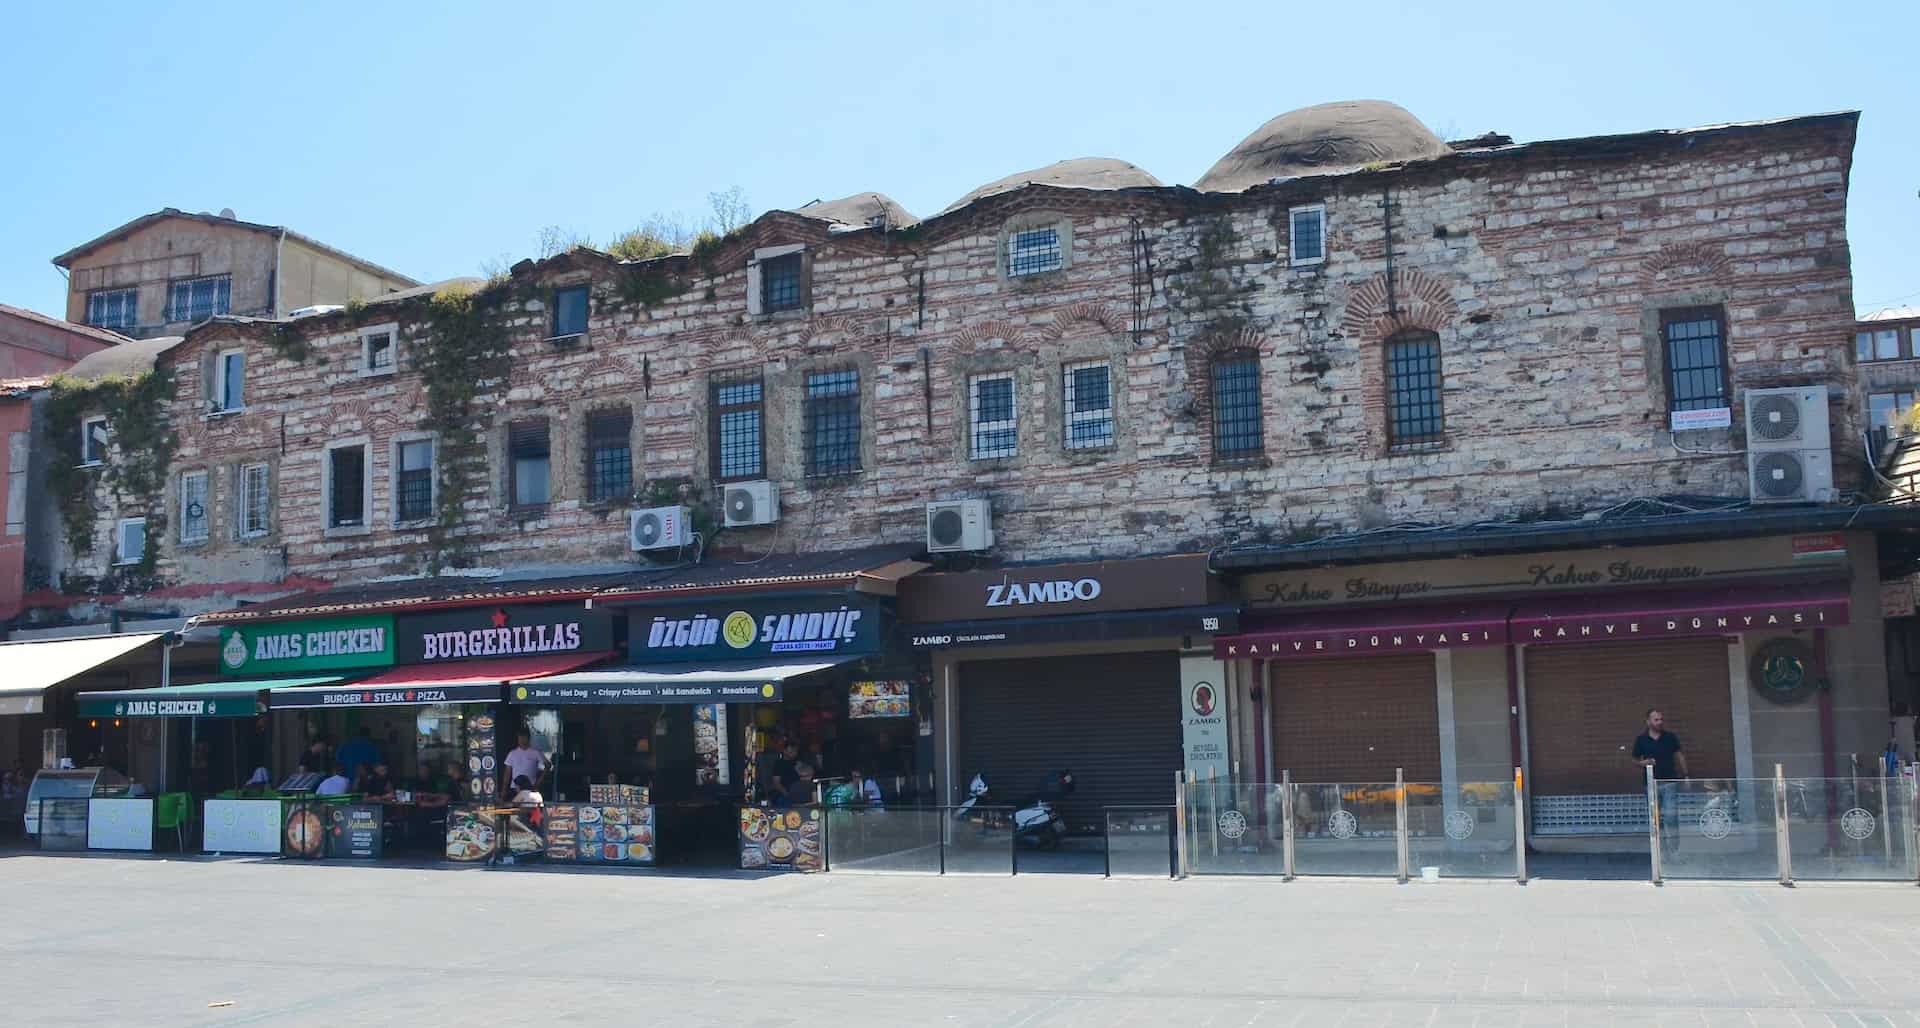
[219,615,397,675]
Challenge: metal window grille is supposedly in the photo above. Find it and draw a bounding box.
[509,420,551,507]
[1063,361,1113,449]
[1662,310,1728,412]
[761,254,803,312]
[1385,332,1444,447]
[586,410,633,502]
[86,289,138,332]
[117,519,145,564]
[552,286,589,337]
[166,276,230,322]
[238,463,270,537]
[82,417,108,464]
[804,368,861,476]
[396,440,434,522]
[1290,207,1325,263]
[179,471,209,543]
[710,373,764,481]
[1211,355,1263,460]
[365,331,395,372]
[328,446,365,527]
[1006,227,1062,277]
[969,373,1017,459]
[217,351,245,411]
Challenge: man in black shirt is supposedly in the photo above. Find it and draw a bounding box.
[1632,709,1689,859]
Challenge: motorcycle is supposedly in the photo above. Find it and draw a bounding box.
[954,771,1074,849]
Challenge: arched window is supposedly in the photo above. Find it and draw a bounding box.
[1211,351,1264,461]
[1384,330,1443,448]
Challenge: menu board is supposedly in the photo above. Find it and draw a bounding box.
[282,801,327,859]
[849,681,911,718]
[444,807,499,863]
[739,805,822,871]
[465,713,499,803]
[589,784,651,806]
[694,704,729,786]
[544,803,656,865]
[327,803,384,859]
[203,799,282,854]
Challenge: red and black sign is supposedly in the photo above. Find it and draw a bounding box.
[396,604,613,665]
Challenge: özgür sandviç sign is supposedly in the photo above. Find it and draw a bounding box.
[219,615,397,675]
[626,596,884,662]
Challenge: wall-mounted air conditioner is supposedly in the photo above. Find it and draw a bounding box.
[1744,386,1835,504]
[722,481,778,528]
[630,505,691,551]
[926,499,993,553]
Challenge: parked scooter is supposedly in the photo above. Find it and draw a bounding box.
[954,771,1074,849]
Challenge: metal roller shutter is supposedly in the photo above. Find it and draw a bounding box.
[957,652,1181,833]
[1269,654,1439,783]
[1524,638,1734,797]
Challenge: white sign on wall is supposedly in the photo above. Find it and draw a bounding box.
[1179,656,1231,782]
[1670,407,1732,432]
[86,798,154,851]
[202,799,283,854]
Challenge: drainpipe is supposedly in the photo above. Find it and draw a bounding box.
[273,228,287,317]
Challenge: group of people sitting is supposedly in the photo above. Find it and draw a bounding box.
[310,760,459,810]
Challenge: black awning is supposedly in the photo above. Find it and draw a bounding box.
[903,604,1238,650]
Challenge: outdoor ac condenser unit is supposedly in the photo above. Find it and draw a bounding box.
[1743,386,1835,504]
[722,481,779,528]
[926,499,993,553]
[630,505,691,551]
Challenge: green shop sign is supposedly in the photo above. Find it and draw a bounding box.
[219,616,397,675]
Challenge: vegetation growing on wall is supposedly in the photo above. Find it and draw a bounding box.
[619,267,690,308]
[263,322,311,363]
[418,285,511,571]
[44,368,178,581]
[1167,215,1255,344]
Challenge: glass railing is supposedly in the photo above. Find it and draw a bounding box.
[1186,782,1288,876]
[1782,775,1916,882]
[1405,781,1519,879]
[1104,806,1175,878]
[1290,782,1401,877]
[822,805,1014,875]
[1650,778,1779,881]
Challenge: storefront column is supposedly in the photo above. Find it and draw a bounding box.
[1726,635,1759,822]
[1436,649,1459,820]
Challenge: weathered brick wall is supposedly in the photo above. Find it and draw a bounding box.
[57,117,1859,613]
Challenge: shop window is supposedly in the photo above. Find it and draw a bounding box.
[395,439,435,523]
[86,288,138,332]
[166,274,230,323]
[1385,330,1444,448]
[1662,308,1729,413]
[326,443,369,529]
[552,286,589,339]
[1289,204,1326,266]
[178,470,209,544]
[1062,360,1113,450]
[586,409,633,502]
[210,349,245,413]
[80,415,109,466]
[509,419,551,508]
[361,325,397,376]
[1006,225,1063,277]
[804,367,861,477]
[710,371,764,481]
[115,517,145,566]
[1210,353,1263,461]
[969,372,1017,460]
[237,462,271,538]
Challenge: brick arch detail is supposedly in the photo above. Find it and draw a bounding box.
[1039,302,1125,341]
[1341,269,1462,456]
[1181,322,1272,464]
[1640,241,1731,284]
[950,320,1027,352]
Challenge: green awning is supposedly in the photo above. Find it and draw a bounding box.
[77,675,347,718]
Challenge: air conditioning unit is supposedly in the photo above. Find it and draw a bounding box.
[926,499,993,553]
[1743,386,1835,504]
[630,505,691,551]
[722,481,779,527]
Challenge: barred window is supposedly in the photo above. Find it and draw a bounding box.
[1662,308,1729,413]
[396,439,434,522]
[166,275,230,322]
[761,253,803,313]
[327,445,366,528]
[1289,205,1326,265]
[711,372,764,481]
[362,329,395,374]
[804,368,861,477]
[1006,226,1062,277]
[552,286,589,337]
[586,409,633,502]
[969,373,1017,459]
[1063,360,1113,449]
[237,462,271,538]
[1385,331,1444,447]
[86,288,138,332]
[509,419,551,508]
[178,470,209,544]
[1211,354,1263,460]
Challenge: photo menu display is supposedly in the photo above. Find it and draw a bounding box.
[465,713,499,803]
[543,803,655,865]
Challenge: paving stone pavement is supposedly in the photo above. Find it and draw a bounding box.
[3,853,1918,1027]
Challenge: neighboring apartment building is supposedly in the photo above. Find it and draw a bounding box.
[51,208,418,340]
[1857,305,1920,449]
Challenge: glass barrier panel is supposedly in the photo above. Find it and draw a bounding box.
[1404,781,1518,879]
[1785,775,1917,881]
[37,797,89,851]
[824,807,944,874]
[1649,778,1777,880]
[1104,807,1174,877]
[1291,782,1399,877]
[943,805,1015,875]
[1186,783,1287,875]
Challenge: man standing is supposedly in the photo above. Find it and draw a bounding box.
[503,731,548,792]
[1632,708,1689,859]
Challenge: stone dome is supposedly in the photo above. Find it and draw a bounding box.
[786,192,919,231]
[1195,100,1450,193]
[941,157,1162,214]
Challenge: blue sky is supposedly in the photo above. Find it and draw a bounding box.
[2,1,1914,319]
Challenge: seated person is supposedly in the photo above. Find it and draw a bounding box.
[316,765,352,796]
[510,775,544,808]
[361,762,396,802]
[239,767,273,798]
[846,767,884,808]
[411,764,452,808]
[789,761,817,805]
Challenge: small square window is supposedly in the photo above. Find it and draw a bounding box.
[1063,361,1114,449]
[1289,205,1326,266]
[362,329,396,375]
[1007,226,1063,277]
[178,471,209,544]
[969,373,1017,460]
[761,254,803,313]
[396,439,434,523]
[509,420,551,508]
[237,463,271,538]
[327,445,368,528]
[552,286,589,338]
[80,415,109,465]
[115,517,146,566]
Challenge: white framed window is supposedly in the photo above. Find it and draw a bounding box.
[211,349,245,413]
[166,275,231,322]
[360,324,398,376]
[80,415,109,466]
[1006,225,1063,277]
[324,441,371,530]
[115,517,146,566]
[393,437,435,524]
[236,462,271,539]
[1062,360,1114,449]
[86,288,138,332]
[969,372,1018,460]
[178,470,209,544]
[1289,204,1327,266]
